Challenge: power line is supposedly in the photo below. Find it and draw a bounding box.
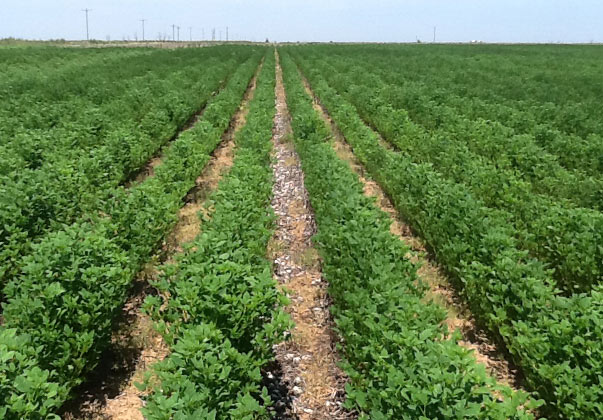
[82,8,91,41]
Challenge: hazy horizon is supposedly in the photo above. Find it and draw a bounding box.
[1,0,601,44]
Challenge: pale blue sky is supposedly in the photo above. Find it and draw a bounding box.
[0,0,600,43]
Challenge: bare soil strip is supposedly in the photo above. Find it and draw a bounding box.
[267,53,350,420]
[62,61,263,420]
[299,72,524,391]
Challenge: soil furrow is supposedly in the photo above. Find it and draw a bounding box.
[266,52,350,420]
[298,70,525,391]
[62,59,264,420]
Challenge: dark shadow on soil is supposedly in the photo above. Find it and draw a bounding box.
[263,360,299,420]
[60,278,157,419]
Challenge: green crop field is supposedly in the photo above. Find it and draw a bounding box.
[0,43,601,419]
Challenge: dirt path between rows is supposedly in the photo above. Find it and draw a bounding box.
[62,60,263,420]
[298,70,524,392]
[265,52,351,420]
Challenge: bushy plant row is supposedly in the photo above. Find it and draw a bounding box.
[330,46,603,175]
[345,53,603,177]
[279,51,535,419]
[291,54,602,294]
[0,45,115,74]
[0,47,211,141]
[0,47,143,93]
[141,50,290,419]
[287,51,603,419]
[370,72,603,204]
[0,48,253,294]
[296,50,602,212]
[378,72,603,178]
[311,44,603,140]
[0,51,264,420]
[0,49,199,171]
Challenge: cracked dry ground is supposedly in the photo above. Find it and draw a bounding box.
[265,55,351,420]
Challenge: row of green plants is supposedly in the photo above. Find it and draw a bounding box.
[331,48,603,178]
[291,53,602,294]
[0,48,190,153]
[356,53,603,180]
[318,44,603,140]
[279,51,535,419]
[0,45,98,70]
[0,47,145,98]
[141,51,291,419]
[0,49,251,295]
[291,51,602,293]
[287,51,603,418]
[371,66,603,178]
[297,50,602,212]
[1,60,215,171]
[0,47,212,134]
[0,48,250,172]
[0,48,255,189]
[0,52,263,419]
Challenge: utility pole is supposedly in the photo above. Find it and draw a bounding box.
[82,9,91,41]
[140,19,146,41]
[177,26,180,41]
[226,26,229,42]
[212,28,216,41]
[172,24,176,41]
[202,28,205,40]
[433,26,437,43]
[189,27,192,41]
